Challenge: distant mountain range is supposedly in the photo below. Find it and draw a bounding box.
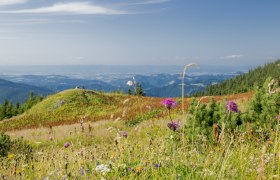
[0,79,52,103]
[0,72,238,103]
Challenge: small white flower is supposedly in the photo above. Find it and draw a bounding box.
[95,164,111,175]
[126,81,133,86]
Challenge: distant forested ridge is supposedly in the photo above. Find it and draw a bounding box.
[0,92,43,120]
[0,78,52,103]
[194,59,280,96]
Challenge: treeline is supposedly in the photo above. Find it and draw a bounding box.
[0,92,43,120]
[127,83,146,96]
[194,59,280,96]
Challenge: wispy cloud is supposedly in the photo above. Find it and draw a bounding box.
[69,56,85,60]
[264,56,275,60]
[0,18,85,26]
[0,2,126,15]
[0,0,27,6]
[0,36,19,40]
[223,54,243,59]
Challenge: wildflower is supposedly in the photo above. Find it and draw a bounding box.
[122,131,128,138]
[162,98,177,110]
[95,164,111,175]
[137,166,142,173]
[126,81,133,86]
[7,154,15,160]
[128,167,132,172]
[155,164,159,168]
[64,142,70,148]
[227,101,238,113]
[167,121,180,131]
[16,169,22,174]
[257,167,264,174]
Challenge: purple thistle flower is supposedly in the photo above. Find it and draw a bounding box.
[167,121,180,131]
[162,98,177,110]
[227,101,238,113]
[122,131,128,138]
[64,142,70,148]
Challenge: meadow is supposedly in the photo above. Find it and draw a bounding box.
[0,83,279,179]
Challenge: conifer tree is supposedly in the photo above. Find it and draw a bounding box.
[0,100,8,120]
[134,83,146,96]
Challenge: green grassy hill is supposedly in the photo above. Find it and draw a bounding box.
[0,89,168,131]
[194,59,280,96]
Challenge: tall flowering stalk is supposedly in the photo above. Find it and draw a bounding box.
[133,76,137,94]
[162,98,180,131]
[219,101,239,143]
[181,63,198,118]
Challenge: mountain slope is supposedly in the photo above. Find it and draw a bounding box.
[0,79,53,103]
[194,59,280,96]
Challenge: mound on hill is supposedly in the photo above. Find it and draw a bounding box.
[0,89,167,131]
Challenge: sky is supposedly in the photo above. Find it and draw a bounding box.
[0,0,280,66]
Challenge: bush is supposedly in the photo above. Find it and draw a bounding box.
[0,132,11,157]
[10,137,33,161]
[185,78,280,142]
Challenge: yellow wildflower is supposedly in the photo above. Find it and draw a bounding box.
[137,166,142,173]
[8,154,15,160]
[16,169,21,174]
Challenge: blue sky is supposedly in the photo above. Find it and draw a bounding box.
[0,0,279,66]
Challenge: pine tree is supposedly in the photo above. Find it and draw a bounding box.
[14,102,21,115]
[0,100,8,120]
[128,87,132,95]
[134,83,146,96]
[6,101,14,118]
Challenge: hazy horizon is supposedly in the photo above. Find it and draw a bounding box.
[0,64,257,80]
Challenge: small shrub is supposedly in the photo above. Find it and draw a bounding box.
[0,132,11,157]
[10,137,33,161]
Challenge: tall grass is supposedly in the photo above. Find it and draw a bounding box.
[1,117,278,179]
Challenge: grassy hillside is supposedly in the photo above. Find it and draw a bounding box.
[195,59,280,96]
[1,87,278,179]
[0,89,171,131]
[0,79,52,103]
[0,89,255,132]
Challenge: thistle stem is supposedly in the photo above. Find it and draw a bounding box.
[168,109,173,122]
